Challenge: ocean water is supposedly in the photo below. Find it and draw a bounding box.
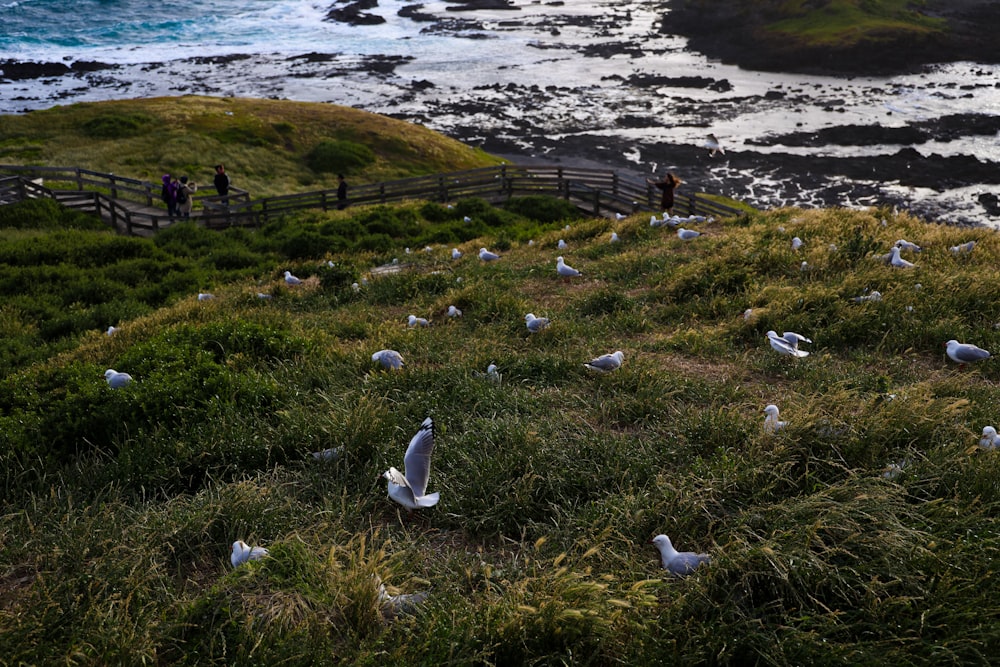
[1,0,999,225]
[0,0,436,60]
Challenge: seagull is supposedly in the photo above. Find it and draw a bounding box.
[882,461,906,479]
[105,325,117,336]
[230,540,268,567]
[256,292,273,299]
[351,283,360,292]
[311,447,343,461]
[423,246,433,253]
[767,330,811,357]
[405,247,411,254]
[197,292,215,301]
[651,535,711,576]
[888,246,915,268]
[525,313,550,333]
[377,578,429,618]
[528,240,535,247]
[980,426,1000,450]
[463,215,472,223]
[610,232,620,243]
[703,133,725,157]
[372,349,404,370]
[407,315,430,328]
[479,247,501,261]
[945,340,990,366]
[284,270,302,285]
[800,261,809,272]
[851,290,882,303]
[742,308,754,320]
[485,363,500,383]
[950,240,976,255]
[894,239,922,252]
[584,350,624,372]
[383,417,439,511]
[446,305,463,318]
[763,404,787,433]
[650,215,663,228]
[615,213,627,221]
[791,237,803,250]
[104,369,133,389]
[677,228,700,240]
[452,248,462,260]
[557,239,568,249]
[556,256,581,278]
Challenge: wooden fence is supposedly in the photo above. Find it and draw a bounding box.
[0,163,746,236]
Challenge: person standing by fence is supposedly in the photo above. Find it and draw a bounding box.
[177,175,197,219]
[647,171,682,216]
[337,173,348,210]
[161,174,179,217]
[214,164,230,206]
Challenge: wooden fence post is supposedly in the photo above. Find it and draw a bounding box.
[380,183,386,203]
[75,168,83,190]
[109,174,118,199]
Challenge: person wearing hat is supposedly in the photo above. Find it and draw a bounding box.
[177,175,197,219]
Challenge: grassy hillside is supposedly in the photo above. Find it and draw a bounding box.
[0,96,502,197]
[2,194,1000,663]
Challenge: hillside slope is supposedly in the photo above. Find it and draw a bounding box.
[2,201,1000,663]
[0,96,502,197]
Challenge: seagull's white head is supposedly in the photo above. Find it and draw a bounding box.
[764,404,780,418]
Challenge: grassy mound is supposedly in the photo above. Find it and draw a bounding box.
[0,96,502,196]
[2,200,1000,663]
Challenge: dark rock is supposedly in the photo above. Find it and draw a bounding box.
[0,60,71,80]
[327,0,387,25]
[446,0,518,11]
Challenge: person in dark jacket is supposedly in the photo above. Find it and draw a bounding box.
[161,174,179,217]
[337,173,348,210]
[647,172,682,215]
[213,164,230,205]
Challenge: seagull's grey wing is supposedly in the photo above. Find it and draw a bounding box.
[586,354,616,370]
[403,417,435,497]
[956,344,990,362]
[669,552,710,576]
[783,332,811,345]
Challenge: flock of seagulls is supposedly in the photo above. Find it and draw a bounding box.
[98,205,999,593]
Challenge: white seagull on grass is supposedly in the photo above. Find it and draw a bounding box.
[767,330,811,357]
[447,305,463,318]
[945,340,990,366]
[407,315,430,328]
[284,270,303,285]
[888,246,915,268]
[556,256,581,278]
[763,404,787,433]
[104,369,133,389]
[525,313,550,332]
[651,535,711,576]
[372,349,405,370]
[479,248,501,261]
[231,540,268,567]
[585,350,624,372]
[950,241,976,255]
[677,228,700,240]
[383,417,439,511]
[979,426,1000,450]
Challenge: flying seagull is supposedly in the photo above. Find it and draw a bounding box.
[383,417,440,511]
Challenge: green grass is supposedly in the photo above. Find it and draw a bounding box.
[3,195,1000,664]
[765,0,946,46]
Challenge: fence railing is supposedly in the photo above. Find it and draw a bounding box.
[0,163,747,235]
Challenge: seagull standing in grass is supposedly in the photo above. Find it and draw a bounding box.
[979,426,1000,450]
[104,369,133,389]
[950,240,976,255]
[198,292,215,301]
[372,349,405,369]
[651,535,710,576]
[525,313,550,332]
[407,315,430,328]
[231,540,269,567]
[791,237,803,250]
[447,305,462,318]
[767,330,811,357]
[888,246,915,268]
[558,239,568,249]
[479,247,500,261]
[284,270,302,285]
[106,325,117,336]
[894,239,922,252]
[556,256,581,278]
[945,340,990,366]
[585,350,624,372]
[452,248,462,260]
[763,404,787,432]
[677,228,700,240]
[383,417,439,511]
[610,232,620,243]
